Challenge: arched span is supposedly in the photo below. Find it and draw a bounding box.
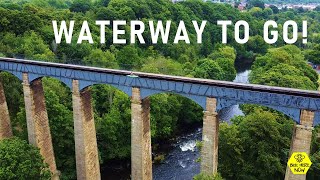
[216,98,302,124]
[28,74,72,89]
[0,70,23,81]
[78,80,132,97]
[140,88,207,110]
[28,74,72,91]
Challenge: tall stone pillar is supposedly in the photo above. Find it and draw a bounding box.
[22,73,58,178]
[0,78,12,139]
[201,97,219,175]
[285,110,314,180]
[72,80,100,180]
[131,87,152,180]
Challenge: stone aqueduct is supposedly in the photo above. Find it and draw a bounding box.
[0,57,319,180]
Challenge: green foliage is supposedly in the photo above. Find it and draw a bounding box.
[269,5,279,14]
[219,109,293,180]
[20,31,55,60]
[194,55,236,81]
[0,72,23,121]
[193,173,224,180]
[84,49,118,68]
[70,0,91,13]
[250,45,318,90]
[141,56,184,76]
[305,44,320,64]
[92,85,131,161]
[246,35,269,55]
[117,45,142,70]
[0,137,51,180]
[42,78,76,179]
[196,140,203,151]
[0,31,55,60]
[150,94,180,139]
[248,0,265,9]
[208,46,236,60]
[194,59,224,80]
[308,126,320,179]
[265,0,320,3]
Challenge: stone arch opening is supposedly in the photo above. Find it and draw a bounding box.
[0,71,24,139]
[86,83,131,179]
[144,92,204,179]
[29,76,75,179]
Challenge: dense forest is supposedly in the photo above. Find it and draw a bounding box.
[0,0,320,179]
[264,0,320,4]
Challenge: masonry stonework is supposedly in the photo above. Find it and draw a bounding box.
[22,73,58,179]
[0,78,12,139]
[285,110,315,180]
[201,97,219,175]
[131,87,152,180]
[72,80,100,180]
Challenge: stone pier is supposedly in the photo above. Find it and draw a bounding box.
[201,97,219,175]
[285,110,315,180]
[22,73,58,178]
[131,87,152,180]
[72,80,100,180]
[0,78,12,139]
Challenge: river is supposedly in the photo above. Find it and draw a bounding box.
[101,69,251,180]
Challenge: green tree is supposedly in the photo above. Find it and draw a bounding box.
[305,44,320,64]
[150,94,181,139]
[141,56,184,76]
[308,126,320,179]
[93,85,131,161]
[116,45,142,70]
[42,78,76,179]
[218,109,293,180]
[250,45,318,90]
[218,123,243,179]
[248,0,265,9]
[251,63,317,90]
[208,46,237,81]
[269,5,279,14]
[194,59,224,80]
[246,35,269,54]
[84,49,118,68]
[249,7,264,18]
[19,31,55,61]
[70,0,91,13]
[0,137,51,180]
[216,58,236,81]
[193,173,224,180]
[235,110,292,179]
[208,46,236,61]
